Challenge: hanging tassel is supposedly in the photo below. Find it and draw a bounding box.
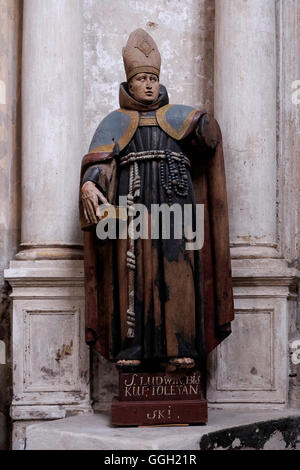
[126,163,137,338]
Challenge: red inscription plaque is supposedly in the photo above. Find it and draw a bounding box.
[111,371,207,426]
[111,398,208,426]
[119,371,203,401]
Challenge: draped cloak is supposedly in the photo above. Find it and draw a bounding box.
[79,84,234,365]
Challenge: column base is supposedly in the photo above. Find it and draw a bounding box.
[15,244,83,260]
[230,245,281,259]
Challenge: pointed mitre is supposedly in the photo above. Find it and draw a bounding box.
[122,29,161,81]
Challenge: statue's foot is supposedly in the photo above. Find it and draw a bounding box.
[116,359,141,369]
[167,357,195,371]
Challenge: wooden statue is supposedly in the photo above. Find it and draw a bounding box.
[79,29,234,425]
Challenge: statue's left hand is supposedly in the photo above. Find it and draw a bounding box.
[81,181,108,225]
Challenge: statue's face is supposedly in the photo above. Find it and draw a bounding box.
[129,73,159,104]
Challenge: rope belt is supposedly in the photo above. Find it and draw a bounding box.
[121,150,191,339]
[120,150,191,168]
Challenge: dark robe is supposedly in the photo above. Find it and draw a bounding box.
[79,84,234,368]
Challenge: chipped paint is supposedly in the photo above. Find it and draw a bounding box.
[40,367,59,379]
[55,340,73,362]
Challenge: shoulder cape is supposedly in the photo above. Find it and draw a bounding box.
[84,105,203,166]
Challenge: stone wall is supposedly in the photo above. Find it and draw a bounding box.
[278,0,300,408]
[0,0,22,449]
[83,0,215,148]
[83,0,215,411]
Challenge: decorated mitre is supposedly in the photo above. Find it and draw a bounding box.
[122,28,161,81]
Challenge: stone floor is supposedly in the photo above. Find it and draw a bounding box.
[25,408,300,450]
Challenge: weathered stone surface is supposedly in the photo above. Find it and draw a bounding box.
[12,420,38,451]
[4,260,91,423]
[83,0,215,149]
[90,351,118,413]
[207,258,299,406]
[25,408,300,450]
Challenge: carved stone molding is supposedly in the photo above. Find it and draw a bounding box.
[208,286,290,406]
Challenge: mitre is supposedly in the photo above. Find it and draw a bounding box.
[122,28,161,81]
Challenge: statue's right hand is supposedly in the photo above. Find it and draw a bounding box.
[81,181,108,225]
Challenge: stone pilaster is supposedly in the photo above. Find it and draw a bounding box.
[214,0,277,259]
[17,0,84,260]
[208,0,300,407]
[278,0,300,407]
[4,1,91,446]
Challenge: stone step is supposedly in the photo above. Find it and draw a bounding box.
[25,408,300,450]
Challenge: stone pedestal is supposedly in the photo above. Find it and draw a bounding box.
[208,259,299,407]
[5,260,90,422]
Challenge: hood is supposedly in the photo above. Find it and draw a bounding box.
[119,82,169,111]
